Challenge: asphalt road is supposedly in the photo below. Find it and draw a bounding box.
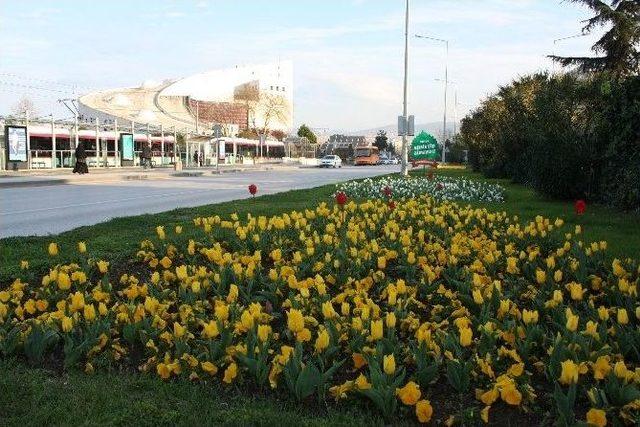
[0,166,398,237]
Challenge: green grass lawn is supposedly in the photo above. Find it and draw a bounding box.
[0,359,378,427]
[1,167,639,426]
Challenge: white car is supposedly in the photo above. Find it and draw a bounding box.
[320,155,342,168]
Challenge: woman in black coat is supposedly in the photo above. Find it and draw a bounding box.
[73,141,89,174]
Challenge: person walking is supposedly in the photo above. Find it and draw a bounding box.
[142,142,152,169]
[72,140,89,174]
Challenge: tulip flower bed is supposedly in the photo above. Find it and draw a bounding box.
[335,175,506,203]
[1,196,639,425]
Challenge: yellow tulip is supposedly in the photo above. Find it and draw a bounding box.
[386,312,397,328]
[586,408,607,427]
[287,309,305,333]
[257,324,271,342]
[83,304,96,321]
[500,384,522,406]
[472,289,484,304]
[383,354,396,375]
[415,400,433,423]
[459,327,473,347]
[522,309,539,324]
[240,310,254,331]
[566,312,579,332]
[592,356,611,380]
[370,319,383,341]
[617,308,629,325]
[78,242,87,253]
[173,322,186,338]
[97,260,109,274]
[355,373,371,390]
[223,363,237,383]
[61,316,73,333]
[559,360,579,385]
[396,381,421,405]
[57,272,71,290]
[200,320,218,339]
[314,328,330,352]
[48,243,58,256]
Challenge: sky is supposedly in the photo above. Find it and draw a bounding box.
[0,0,600,131]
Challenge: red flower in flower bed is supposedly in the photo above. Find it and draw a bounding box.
[436,183,444,191]
[575,199,586,215]
[427,171,434,180]
[388,200,396,211]
[248,184,258,196]
[382,186,392,198]
[335,191,348,206]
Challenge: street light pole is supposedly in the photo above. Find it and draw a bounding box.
[400,0,410,176]
[442,40,448,163]
[415,34,450,163]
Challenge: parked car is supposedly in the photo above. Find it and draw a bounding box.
[320,155,343,168]
[381,157,399,165]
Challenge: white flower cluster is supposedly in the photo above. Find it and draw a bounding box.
[336,175,506,203]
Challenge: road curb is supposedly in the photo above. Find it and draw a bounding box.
[0,173,156,188]
[0,178,69,188]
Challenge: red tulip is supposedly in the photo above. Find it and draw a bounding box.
[388,200,396,211]
[575,199,586,215]
[382,186,392,198]
[335,191,348,206]
[248,184,258,196]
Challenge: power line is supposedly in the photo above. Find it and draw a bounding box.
[0,80,73,94]
[0,72,96,91]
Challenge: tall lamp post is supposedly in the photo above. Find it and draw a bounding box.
[552,33,589,74]
[435,78,457,137]
[400,0,410,176]
[415,34,449,163]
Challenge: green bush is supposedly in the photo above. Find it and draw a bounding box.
[459,73,640,210]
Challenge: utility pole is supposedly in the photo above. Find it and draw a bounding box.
[114,118,119,167]
[160,123,165,166]
[442,39,448,163]
[415,34,449,163]
[25,109,31,169]
[173,125,177,163]
[400,0,410,176]
[51,114,56,169]
[58,98,79,150]
[95,117,100,167]
[195,101,199,134]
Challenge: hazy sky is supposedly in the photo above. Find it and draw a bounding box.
[0,0,600,130]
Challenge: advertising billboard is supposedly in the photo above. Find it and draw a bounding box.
[6,125,28,162]
[120,133,134,161]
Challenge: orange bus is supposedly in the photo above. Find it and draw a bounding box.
[354,146,380,166]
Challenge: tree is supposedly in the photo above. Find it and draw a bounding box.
[11,96,37,116]
[297,124,317,144]
[270,129,286,141]
[549,0,640,77]
[234,84,290,136]
[373,130,388,151]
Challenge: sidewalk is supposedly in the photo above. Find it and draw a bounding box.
[0,163,302,188]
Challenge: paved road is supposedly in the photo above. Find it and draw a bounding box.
[0,166,398,237]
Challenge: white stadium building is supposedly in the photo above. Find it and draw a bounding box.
[2,62,293,170]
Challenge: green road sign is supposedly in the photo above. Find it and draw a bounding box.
[410,131,438,160]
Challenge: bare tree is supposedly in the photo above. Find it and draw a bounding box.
[234,83,289,136]
[11,96,37,116]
